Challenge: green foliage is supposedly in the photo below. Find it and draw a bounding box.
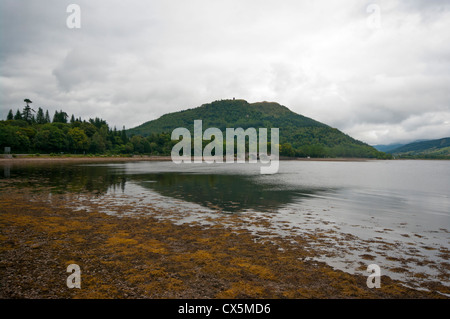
[53,110,69,123]
[7,110,14,121]
[1,99,393,158]
[21,98,35,124]
[89,132,106,153]
[127,99,390,159]
[0,105,140,155]
[89,117,107,129]
[44,110,51,123]
[130,135,151,153]
[33,124,66,152]
[36,107,47,124]
[14,110,23,120]
[0,123,30,152]
[22,106,34,124]
[388,137,450,158]
[67,127,89,152]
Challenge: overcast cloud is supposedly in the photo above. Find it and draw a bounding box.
[1,0,449,145]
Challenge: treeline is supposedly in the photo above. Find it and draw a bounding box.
[0,102,176,155]
[1,107,391,158]
[393,154,450,159]
[278,142,391,158]
[1,99,392,159]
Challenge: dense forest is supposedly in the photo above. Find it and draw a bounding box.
[387,137,450,159]
[1,99,392,158]
[128,99,392,159]
[0,99,176,155]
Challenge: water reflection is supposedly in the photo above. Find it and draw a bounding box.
[133,173,327,212]
[1,162,331,212]
[2,160,449,291]
[1,164,127,194]
[3,161,448,220]
[3,164,10,178]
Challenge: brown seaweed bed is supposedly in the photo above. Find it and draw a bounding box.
[0,177,449,299]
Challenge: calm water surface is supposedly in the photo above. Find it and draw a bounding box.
[3,159,449,293]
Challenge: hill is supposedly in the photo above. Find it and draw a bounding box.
[127,99,390,158]
[373,143,405,153]
[388,137,450,158]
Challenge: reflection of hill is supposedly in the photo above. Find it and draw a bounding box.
[5,163,332,212]
[132,173,325,212]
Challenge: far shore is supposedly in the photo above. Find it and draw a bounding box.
[0,154,382,165]
[0,155,172,164]
[1,155,447,165]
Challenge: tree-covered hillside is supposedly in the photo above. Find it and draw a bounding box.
[128,99,390,158]
[388,137,450,158]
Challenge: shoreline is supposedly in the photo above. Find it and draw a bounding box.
[0,155,381,165]
[1,155,447,166]
[0,183,447,299]
[0,155,173,165]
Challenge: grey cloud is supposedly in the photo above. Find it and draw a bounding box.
[52,48,113,91]
[1,0,450,145]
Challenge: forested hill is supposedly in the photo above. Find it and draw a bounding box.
[387,137,450,158]
[129,99,323,135]
[128,99,390,158]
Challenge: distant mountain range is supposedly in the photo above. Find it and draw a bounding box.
[373,139,430,153]
[374,138,450,158]
[128,99,390,158]
[373,143,406,153]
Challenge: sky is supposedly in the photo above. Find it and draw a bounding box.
[1,0,450,145]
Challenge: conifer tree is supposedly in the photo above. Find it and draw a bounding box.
[36,107,45,124]
[7,109,14,120]
[45,110,51,123]
[14,109,23,120]
[22,98,35,123]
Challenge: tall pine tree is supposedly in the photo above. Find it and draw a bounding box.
[22,98,35,123]
[14,109,23,120]
[45,110,51,123]
[7,109,14,120]
[53,110,68,123]
[36,107,45,124]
